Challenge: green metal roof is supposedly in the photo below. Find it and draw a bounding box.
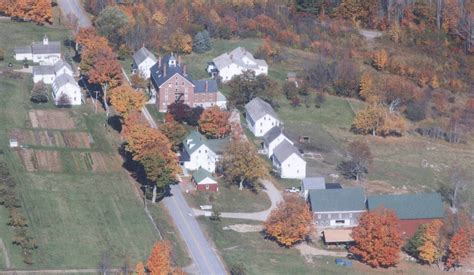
[308,188,366,212]
[367,193,444,220]
[183,131,229,155]
[192,167,216,183]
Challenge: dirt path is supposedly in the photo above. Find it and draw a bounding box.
[0,238,10,269]
[192,179,283,221]
[295,243,347,257]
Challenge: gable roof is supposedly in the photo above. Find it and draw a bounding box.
[183,131,229,157]
[33,59,72,76]
[212,47,267,71]
[31,41,61,55]
[245,97,278,123]
[302,177,326,190]
[309,188,366,212]
[14,46,32,54]
[53,59,72,73]
[33,65,54,75]
[192,167,217,184]
[193,79,218,93]
[273,140,303,164]
[133,47,157,66]
[150,53,194,89]
[52,74,77,89]
[263,126,289,145]
[367,193,444,220]
[325,183,342,189]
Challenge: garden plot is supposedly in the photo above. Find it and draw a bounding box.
[10,129,92,148]
[16,149,62,172]
[28,110,75,129]
[71,152,121,173]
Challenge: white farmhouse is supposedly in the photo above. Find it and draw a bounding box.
[272,140,306,179]
[245,97,280,137]
[179,131,228,173]
[207,47,268,82]
[262,126,293,158]
[14,35,61,65]
[51,74,82,105]
[132,46,157,79]
[33,59,73,84]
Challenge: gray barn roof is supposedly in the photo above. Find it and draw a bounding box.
[193,79,218,93]
[263,126,285,145]
[33,65,54,75]
[53,74,77,89]
[302,177,326,190]
[309,188,366,212]
[133,47,157,66]
[31,41,61,55]
[245,97,278,123]
[14,46,32,54]
[53,59,72,72]
[212,47,267,71]
[272,140,302,163]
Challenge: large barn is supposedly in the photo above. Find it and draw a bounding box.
[367,193,444,238]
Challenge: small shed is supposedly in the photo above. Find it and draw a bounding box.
[192,167,219,192]
[9,139,18,148]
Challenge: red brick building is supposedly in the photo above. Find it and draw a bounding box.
[150,54,226,112]
[367,193,444,238]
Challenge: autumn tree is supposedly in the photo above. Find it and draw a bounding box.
[352,105,384,136]
[147,241,171,275]
[135,262,145,275]
[418,220,444,266]
[372,49,388,71]
[198,107,231,139]
[264,196,313,247]
[108,84,146,119]
[359,72,378,103]
[350,209,402,268]
[445,228,470,270]
[228,70,279,110]
[338,141,373,181]
[257,36,281,61]
[219,138,267,190]
[159,121,188,152]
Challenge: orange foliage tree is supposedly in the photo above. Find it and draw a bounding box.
[159,121,188,152]
[418,220,444,266]
[108,84,146,119]
[372,49,388,71]
[198,106,231,139]
[135,261,145,275]
[0,0,51,24]
[264,196,313,247]
[350,209,402,268]
[445,228,471,270]
[147,240,172,275]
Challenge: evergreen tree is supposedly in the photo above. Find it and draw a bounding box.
[404,224,427,258]
[202,30,212,51]
[192,31,206,53]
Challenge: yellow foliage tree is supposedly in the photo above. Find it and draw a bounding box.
[352,105,384,136]
[418,220,443,265]
[372,49,388,71]
[135,262,145,275]
[359,72,379,103]
[430,75,440,89]
[152,11,168,26]
[109,85,146,119]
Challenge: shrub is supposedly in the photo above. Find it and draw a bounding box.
[405,101,427,122]
[31,82,49,104]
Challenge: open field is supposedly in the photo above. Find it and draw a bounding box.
[184,181,271,213]
[0,21,162,269]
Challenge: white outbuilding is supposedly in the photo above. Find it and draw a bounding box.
[14,35,61,65]
[207,47,268,82]
[245,97,280,137]
[132,46,157,79]
[33,59,73,84]
[271,140,306,179]
[263,126,293,158]
[51,74,82,105]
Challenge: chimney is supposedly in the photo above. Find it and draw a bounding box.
[163,65,167,77]
[205,80,208,92]
[183,64,187,76]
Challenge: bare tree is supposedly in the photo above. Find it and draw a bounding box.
[448,166,472,212]
[338,141,373,182]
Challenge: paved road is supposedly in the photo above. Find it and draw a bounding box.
[193,179,283,221]
[57,0,92,28]
[0,269,121,274]
[163,185,227,275]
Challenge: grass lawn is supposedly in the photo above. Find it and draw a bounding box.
[148,204,191,267]
[0,21,72,67]
[184,182,271,213]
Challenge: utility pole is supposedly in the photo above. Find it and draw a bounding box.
[95,91,98,114]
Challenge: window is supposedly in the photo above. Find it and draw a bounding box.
[288,164,290,167]
[349,213,353,218]
[297,170,299,173]
[328,214,331,218]
[335,220,345,224]
[182,82,184,85]
[317,214,321,219]
[206,184,209,190]
[198,150,201,153]
[260,122,263,126]
[205,150,208,153]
